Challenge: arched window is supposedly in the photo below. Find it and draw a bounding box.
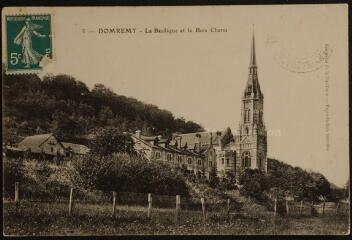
[245,127,249,135]
[188,157,192,165]
[167,154,172,161]
[241,151,251,168]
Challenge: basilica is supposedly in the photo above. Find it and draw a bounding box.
[132,32,267,179]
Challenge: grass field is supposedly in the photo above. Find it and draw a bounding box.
[3,201,350,236]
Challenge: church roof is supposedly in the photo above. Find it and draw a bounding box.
[171,131,225,149]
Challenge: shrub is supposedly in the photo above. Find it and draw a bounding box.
[70,153,189,196]
[36,161,54,182]
[239,169,269,200]
[218,170,237,191]
[90,127,135,156]
[3,157,26,198]
[209,167,219,188]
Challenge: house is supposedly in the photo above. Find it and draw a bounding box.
[131,130,211,178]
[17,133,66,160]
[6,133,90,160]
[170,131,236,178]
[62,142,90,156]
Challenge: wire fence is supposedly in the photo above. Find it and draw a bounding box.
[5,182,350,224]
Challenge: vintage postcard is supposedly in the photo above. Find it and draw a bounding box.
[2,5,349,236]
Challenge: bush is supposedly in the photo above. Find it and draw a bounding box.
[36,161,54,182]
[70,153,189,196]
[239,169,269,200]
[3,158,26,198]
[90,127,135,156]
[218,170,237,191]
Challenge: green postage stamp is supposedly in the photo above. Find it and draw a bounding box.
[5,14,52,73]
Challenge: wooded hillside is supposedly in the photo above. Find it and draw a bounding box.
[267,158,347,201]
[3,73,204,144]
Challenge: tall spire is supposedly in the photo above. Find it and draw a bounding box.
[243,27,262,99]
[250,26,256,66]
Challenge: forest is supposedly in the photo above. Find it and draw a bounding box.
[3,72,204,144]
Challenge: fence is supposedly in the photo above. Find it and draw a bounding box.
[269,196,350,217]
[7,182,350,224]
[8,182,243,223]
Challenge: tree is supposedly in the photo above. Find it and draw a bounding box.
[51,111,84,141]
[221,127,234,146]
[70,153,189,195]
[90,127,135,156]
[344,178,350,199]
[218,170,237,191]
[3,72,205,146]
[239,169,269,200]
[98,106,114,125]
[209,167,219,188]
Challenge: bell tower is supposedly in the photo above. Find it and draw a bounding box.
[236,30,267,173]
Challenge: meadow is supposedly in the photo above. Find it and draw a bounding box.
[3,200,350,236]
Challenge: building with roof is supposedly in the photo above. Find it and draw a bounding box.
[132,31,267,179]
[5,133,90,160]
[131,130,210,178]
[62,142,90,156]
[16,133,66,159]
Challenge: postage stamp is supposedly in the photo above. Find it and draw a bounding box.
[5,14,52,73]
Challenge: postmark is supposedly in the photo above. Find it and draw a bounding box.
[266,35,333,74]
[265,9,333,74]
[5,14,53,73]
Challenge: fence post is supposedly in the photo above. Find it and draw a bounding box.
[148,193,152,219]
[299,200,303,215]
[68,188,73,216]
[175,195,181,223]
[322,200,325,216]
[112,191,116,217]
[285,199,289,216]
[274,197,277,217]
[311,201,314,216]
[336,202,339,215]
[15,182,19,213]
[227,199,230,221]
[201,197,206,222]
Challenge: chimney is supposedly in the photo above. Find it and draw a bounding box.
[196,133,201,152]
[135,130,141,138]
[216,131,222,147]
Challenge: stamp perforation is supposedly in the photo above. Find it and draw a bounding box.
[4,12,54,75]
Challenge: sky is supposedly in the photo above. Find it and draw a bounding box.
[2,5,349,187]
